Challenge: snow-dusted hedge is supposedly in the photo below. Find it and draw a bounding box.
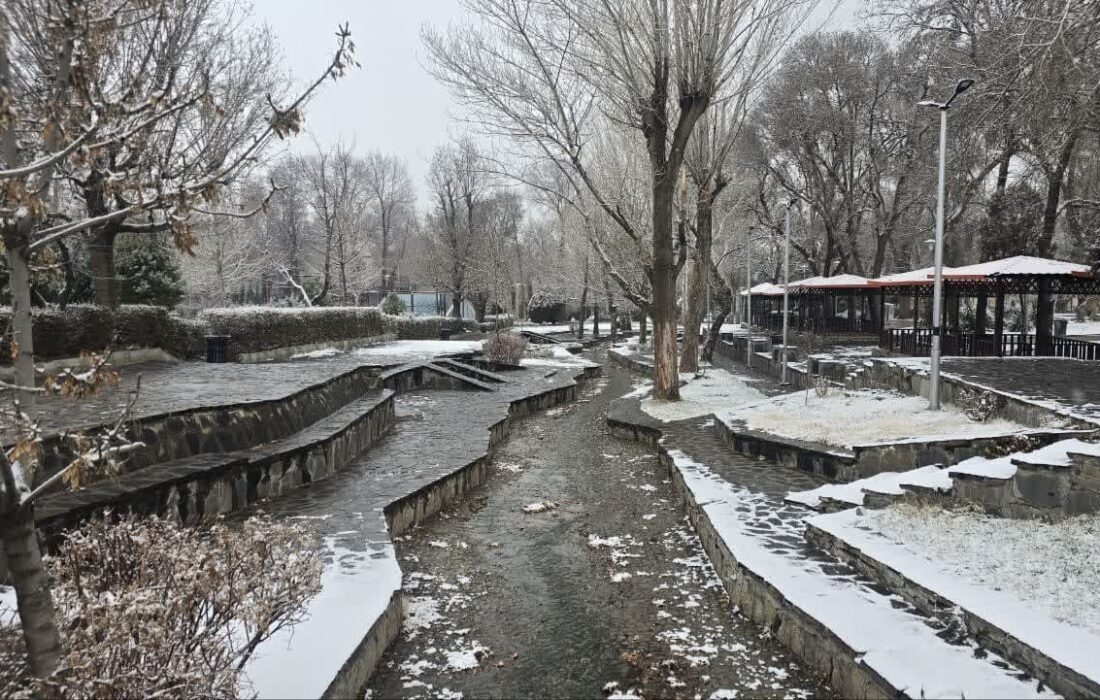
[200,306,386,358]
[0,304,206,363]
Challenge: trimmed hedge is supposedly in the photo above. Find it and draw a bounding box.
[0,304,206,363]
[382,314,514,339]
[0,305,515,364]
[200,306,386,357]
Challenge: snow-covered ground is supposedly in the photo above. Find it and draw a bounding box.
[632,368,765,422]
[1066,320,1100,336]
[520,344,598,369]
[291,346,344,359]
[787,465,953,509]
[243,537,402,698]
[727,389,1028,449]
[861,504,1100,637]
[353,340,483,360]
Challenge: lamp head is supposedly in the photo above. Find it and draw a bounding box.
[955,79,975,95]
[917,99,942,109]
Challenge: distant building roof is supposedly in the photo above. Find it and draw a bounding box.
[868,266,948,287]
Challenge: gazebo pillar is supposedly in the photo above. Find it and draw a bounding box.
[994,288,1006,357]
[976,295,988,335]
[1036,278,1053,355]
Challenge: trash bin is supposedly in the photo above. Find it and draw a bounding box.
[440,328,452,341]
[1054,318,1068,337]
[205,335,230,363]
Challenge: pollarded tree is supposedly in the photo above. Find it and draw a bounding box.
[425,0,813,400]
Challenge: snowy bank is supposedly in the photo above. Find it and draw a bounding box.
[948,438,1100,480]
[353,340,483,361]
[663,447,1055,698]
[810,505,1100,695]
[632,369,765,422]
[727,390,1027,449]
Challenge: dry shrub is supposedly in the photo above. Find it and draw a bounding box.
[0,514,321,698]
[482,332,528,364]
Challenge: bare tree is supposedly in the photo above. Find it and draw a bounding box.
[0,1,356,675]
[363,151,415,290]
[425,0,813,399]
[422,139,493,318]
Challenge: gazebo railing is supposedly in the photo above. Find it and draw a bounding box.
[881,328,1100,360]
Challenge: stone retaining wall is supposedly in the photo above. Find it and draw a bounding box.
[806,520,1100,699]
[854,359,1087,429]
[32,364,382,486]
[606,414,897,698]
[35,391,396,539]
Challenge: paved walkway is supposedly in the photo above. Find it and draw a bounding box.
[0,355,398,441]
[367,356,831,699]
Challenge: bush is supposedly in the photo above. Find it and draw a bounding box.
[0,515,320,698]
[200,306,386,357]
[482,332,528,364]
[116,234,185,308]
[381,293,407,315]
[0,305,208,363]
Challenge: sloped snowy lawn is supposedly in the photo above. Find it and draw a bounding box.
[866,504,1100,637]
[633,369,765,422]
[353,340,483,360]
[728,389,1028,448]
[520,344,598,369]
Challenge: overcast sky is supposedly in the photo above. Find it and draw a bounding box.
[258,0,862,201]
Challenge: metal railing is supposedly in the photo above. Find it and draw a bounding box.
[880,329,1100,360]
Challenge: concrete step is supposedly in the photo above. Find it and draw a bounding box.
[435,358,508,383]
[423,362,498,391]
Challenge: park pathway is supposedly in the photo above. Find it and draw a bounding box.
[366,353,832,700]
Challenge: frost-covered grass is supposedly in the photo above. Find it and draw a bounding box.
[519,344,596,369]
[729,389,1026,448]
[352,340,483,360]
[870,504,1100,636]
[634,368,765,422]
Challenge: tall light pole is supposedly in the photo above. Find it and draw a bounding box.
[780,199,795,385]
[919,78,974,410]
[746,226,755,367]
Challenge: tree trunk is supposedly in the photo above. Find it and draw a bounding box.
[702,264,734,363]
[604,276,617,341]
[473,296,487,323]
[681,191,716,374]
[650,183,681,399]
[451,291,464,319]
[87,228,119,309]
[1038,134,1078,257]
[577,260,589,341]
[1,246,63,679]
[0,505,62,679]
[638,311,648,345]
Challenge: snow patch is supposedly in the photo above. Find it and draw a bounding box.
[638,369,766,422]
[522,501,559,514]
[787,465,953,509]
[730,389,1029,449]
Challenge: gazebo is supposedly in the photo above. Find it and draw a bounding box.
[873,255,1100,360]
[743,282,786,328]
[787,274,878,334]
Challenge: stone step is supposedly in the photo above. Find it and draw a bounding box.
[35,390,396,537]
[808,510,1100,699]
[423,362,498,391]
[435,358,508,383]
[607,399,1056,699]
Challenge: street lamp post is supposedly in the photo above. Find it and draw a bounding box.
[780,200,794,385]
[919,78,974,410]
[746,227,754,367]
